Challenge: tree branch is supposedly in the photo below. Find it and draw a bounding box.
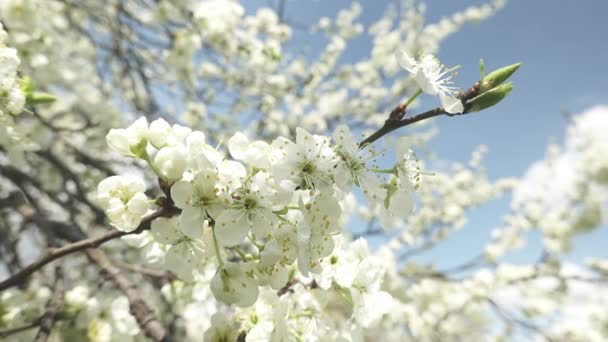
[0,319,41,339]
[86,249,168,342]
[358,82,481,148]
[34,266,65,342]
[0,207,175,291]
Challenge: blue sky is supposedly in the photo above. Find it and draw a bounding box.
[248,0,608,267]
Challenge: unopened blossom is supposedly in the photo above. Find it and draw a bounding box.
[154,145,188,181]
[96,175,149,232]
[228,132,272,169]
[148,118,191,148]
[397,51,464,114]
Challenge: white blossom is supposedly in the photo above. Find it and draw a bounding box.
[96,175,150,232]
[211,262,259,307]
[397,51,464,114]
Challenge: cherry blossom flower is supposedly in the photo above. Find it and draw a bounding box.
[397,51,464,114]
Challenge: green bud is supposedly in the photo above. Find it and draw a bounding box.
[479,59,486,79]
[468,82,513,112]
[26,91,57,105]
[479,62,521,92]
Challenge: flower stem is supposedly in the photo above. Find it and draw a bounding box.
[211,227,224,267]
[370,167,396,174]
[403,88,423,107]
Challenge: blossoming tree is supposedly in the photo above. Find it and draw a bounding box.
[1,1,607,341]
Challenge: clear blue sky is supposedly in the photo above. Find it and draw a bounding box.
[247,0,608,267]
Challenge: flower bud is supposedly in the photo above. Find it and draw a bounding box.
[468,82,513,112]
[479,63,521,93]
[26,91,57,105]
[154,145,187,181]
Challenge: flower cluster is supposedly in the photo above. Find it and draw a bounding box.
[0,22,28,164]
[0,23,24,117]
[97,117,420,318]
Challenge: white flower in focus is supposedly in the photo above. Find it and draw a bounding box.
[97,175,150,232]
[256,224,297,290]
[151,217,183,244]
[171,169,226,236]
[106,117,149,157]
[397,51,463,114]
[211,262,259,307]
[272,128,338,192]
[297,191,342,276]
[166,239,206,281]
[333,125,386,204]
[215,171,279,246]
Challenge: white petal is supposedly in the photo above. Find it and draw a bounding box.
[210,262,259,307]
[148,118,171,148]
[214,209,250,246]
[126,192,149,217]
[151,217,182,245]
[181,217,206,240]
[166,242,201,281]
[180,205,206,233]
[440,91,464,114]
[396,50,418,73]
[227,132,250,160]
[170,180,194,208]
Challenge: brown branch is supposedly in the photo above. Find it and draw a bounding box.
[0,207,176,292]
[0,319,41,339]
[86,249,168,342]
[34,266,65,342]
[358,82,482,148]
[359,107,449,148]
[111,258,176,283]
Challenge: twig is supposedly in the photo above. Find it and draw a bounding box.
[0,319,41,339]
[487,297,555,342]
[0,207,175,292]
[358,82,481,148]
[34,266,65,342]
[111,258,176,282]
[359,107,450,148]
[86,249,168,342]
